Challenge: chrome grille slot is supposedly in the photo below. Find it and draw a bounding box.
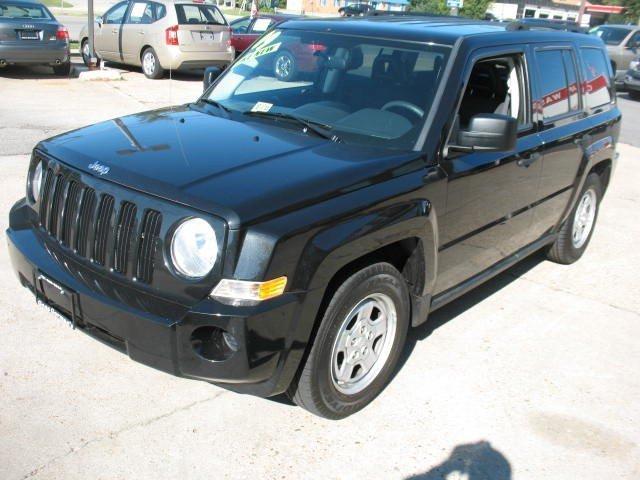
[61,181,80,246]
[136,210,162,284]
[113,201,137,274]
[38,168,54,229]
[48,175,66,237]
[76,187,96,257]
[92,194,115,266]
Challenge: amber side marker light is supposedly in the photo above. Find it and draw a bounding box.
[210,276,288,304]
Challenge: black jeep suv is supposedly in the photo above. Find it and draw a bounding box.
[7,17,620,419]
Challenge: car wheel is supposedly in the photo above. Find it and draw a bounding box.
[81,39,101,68]
[629,90,640,100]
[141,47,164,79]
[547,173,602,265]
[53,62,71,76]
[273,50,296,82]
[288,262,410,419]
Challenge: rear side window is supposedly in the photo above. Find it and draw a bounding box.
[175,4,226,25]
[536,49,571,119]
[580,48,613,109]
[562,50,580,112]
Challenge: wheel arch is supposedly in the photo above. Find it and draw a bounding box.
[589,158,613,193]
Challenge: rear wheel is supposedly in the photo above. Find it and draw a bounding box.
[141,47,164,79]
[288,262,410,419]
[547,173,602,264]
[53,62,71,76]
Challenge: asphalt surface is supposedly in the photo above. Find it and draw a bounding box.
[0,66,639,479]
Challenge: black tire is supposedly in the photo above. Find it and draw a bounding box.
[288,262,410,419]
[273,50,297,82]
[141,47,164,79]
[52,62,71,76]
[629,90,640,101]
[547,173,602,265]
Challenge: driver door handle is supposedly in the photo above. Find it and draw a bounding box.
[516,152,541,168]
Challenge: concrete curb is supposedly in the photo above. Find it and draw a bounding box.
[78,68,123,81]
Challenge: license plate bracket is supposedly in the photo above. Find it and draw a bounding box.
[35,272,80,328]
[19,30,39,40]
[199,31,214,41]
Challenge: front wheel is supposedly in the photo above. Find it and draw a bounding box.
[273,50,296,82]
[81,39,101,68]
[547,173,602,264]
[141,48,164,79]
[288,262,410,419]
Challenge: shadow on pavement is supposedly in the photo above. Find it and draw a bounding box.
[397,250,545,372]
[407,441,511,480]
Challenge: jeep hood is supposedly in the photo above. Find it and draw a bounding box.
[37,105,422,228]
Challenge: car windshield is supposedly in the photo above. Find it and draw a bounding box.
[204,29,451,150]
[0,2,51,19]
[590,26,630,45]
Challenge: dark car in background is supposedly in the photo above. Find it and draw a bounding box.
[0,0,70,75]
[338,3,375,16]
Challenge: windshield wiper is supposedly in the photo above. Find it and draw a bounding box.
[200,99,231,118]
[244,110,341,142]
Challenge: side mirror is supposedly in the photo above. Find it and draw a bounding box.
[203,66,222,91]
[452,113,517,152]
[96,16,103,27]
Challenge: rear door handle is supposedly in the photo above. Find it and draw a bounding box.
[516,152,541,168]
[138,30,145,35]
[112,28,118,34]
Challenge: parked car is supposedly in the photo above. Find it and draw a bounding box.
[229,13,299,55]
[338,3,374,16]
[589,24,640,87]
[8,17,619,419]
[79,0,234,79]
[0,0,70,75]
[623,57,640,99]
[230,14,325,81]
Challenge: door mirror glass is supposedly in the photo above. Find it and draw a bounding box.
[203,66,223,91]
[451,113,517,152]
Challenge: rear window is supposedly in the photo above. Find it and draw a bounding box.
[175,4,226,25]
[581,47,613,109]
[0,2,51,19]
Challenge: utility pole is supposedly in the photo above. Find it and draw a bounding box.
[577,0,587,27]
[88,0,97,68]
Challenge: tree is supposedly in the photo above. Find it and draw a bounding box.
[408,0,449,15]
[460,0,493,19]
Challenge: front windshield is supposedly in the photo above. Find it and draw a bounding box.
[205,28,451,150]
[0,2,52,19]
[590,26,630,45]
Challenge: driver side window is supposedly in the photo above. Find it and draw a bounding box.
[457,54,527,129]
[104,2,128,24]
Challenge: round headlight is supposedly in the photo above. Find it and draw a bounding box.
[170,218,218,279]
[31,160,43,202]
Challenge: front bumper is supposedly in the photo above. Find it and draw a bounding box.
[0,42,69,65]
[7,199,312,397]
[624,69,640,92]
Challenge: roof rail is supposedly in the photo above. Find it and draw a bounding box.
[506,19,586,33]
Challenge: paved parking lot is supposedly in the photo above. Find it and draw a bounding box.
[1,65,639,479]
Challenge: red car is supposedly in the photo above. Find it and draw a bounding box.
[230,14,325,81]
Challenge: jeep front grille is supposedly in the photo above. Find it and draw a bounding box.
[38,163,162,284]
